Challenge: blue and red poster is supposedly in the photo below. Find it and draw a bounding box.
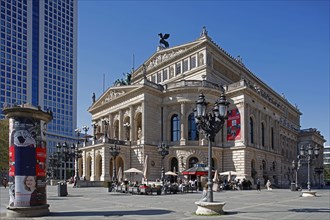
[8,117,47,207]
[227,109,241,141]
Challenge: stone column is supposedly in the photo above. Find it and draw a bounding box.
[90,149,96,181]
[82,151,86,179]
[141,102,145,144]
[3,105,52,217]
[101,146,110,181]
[130,106,134,141]
[119,110,123,140]
[180,102,186,145]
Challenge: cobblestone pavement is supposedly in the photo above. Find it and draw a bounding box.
[1,185,329,220]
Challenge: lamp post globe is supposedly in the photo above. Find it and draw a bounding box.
[298,144,319,191]
[109,141,120,183]
[82,126,89,142]
[158,142,169,187]
[56,142,69,181]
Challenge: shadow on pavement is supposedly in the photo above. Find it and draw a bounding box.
[48,195,85,200]
[288,208,330,213]
[50,209,173,217]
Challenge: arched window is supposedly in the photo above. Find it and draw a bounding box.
[261,122,265,147]
[171,114,180,141]
[188,113,199,141]
[249,117,254,144]
[188,157,199,168]
[271,127,274,149]
[262,160,266,171]
[114,120,119,139]
[211,158,215,170]
[170,157,179,172]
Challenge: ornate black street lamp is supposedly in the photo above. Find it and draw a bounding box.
[73,128,83,187]
[109,141,120,183]
[82,125,89,143]
[291,159,301,189]
[298,144,320,191]
[56,142,70,181]
[194,93,229,202]
[48,153,61,179]
[158,142,169,186]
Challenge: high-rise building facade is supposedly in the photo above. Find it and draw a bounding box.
[0,0,77,153]
[324,146,330,165]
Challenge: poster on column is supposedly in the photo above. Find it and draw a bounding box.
[8,117,46,207]
[9,146,15,176]
[227,109,241,141]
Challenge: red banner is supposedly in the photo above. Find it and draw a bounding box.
[227,109,241,141]
[9,146,15,176]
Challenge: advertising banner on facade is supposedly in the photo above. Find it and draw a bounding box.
[227,109,241,141]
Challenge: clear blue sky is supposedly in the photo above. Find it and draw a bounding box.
[77,0,330,145]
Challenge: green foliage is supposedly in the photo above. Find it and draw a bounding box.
[0,119,9,172]
[324,165,330,181]
[103,181,111,188]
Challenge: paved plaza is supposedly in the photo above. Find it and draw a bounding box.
[1,185,329,220]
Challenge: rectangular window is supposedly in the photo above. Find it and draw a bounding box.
[191,56,196,69]
[163,69,168,81]
[157,72,161,83]
[183,59,188,72]
[151,74,156,83]
[175,62,181,75]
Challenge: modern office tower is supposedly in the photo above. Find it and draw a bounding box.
[324,146,330,166]
[0,0,77,153]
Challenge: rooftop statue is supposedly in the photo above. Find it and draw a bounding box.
[114,72,132,86]
[158,33,170,48]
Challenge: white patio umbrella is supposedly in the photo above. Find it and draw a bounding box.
[165,171,178,176]
[213,170,219,182]
[117,166,123,182]
[124,168,143,174]
[124,168,143,182]
[220,171,247,181]
[143,155,149,183]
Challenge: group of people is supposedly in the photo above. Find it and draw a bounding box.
[256,179,272,191]
[217,178,253,191]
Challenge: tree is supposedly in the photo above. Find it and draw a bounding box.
[324,165,330,185]
[0,119,9,174]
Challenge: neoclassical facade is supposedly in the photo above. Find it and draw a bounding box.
[79,28,325,187]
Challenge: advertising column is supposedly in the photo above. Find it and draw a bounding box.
[3,105,52,217]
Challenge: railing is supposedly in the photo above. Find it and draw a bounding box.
[165,80,222,91]
[82,138,130,148]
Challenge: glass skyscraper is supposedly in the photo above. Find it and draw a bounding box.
[0,0,77,153]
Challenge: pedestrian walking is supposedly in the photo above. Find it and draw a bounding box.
[2,177,8,188]
[256,178,261,191]
[266,180,272,190]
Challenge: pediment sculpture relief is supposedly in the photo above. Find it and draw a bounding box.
[146,49,186,70]
[101,90,126,104]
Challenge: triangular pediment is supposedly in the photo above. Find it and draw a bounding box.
[132,37,207,80]
[89,85,141,112]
